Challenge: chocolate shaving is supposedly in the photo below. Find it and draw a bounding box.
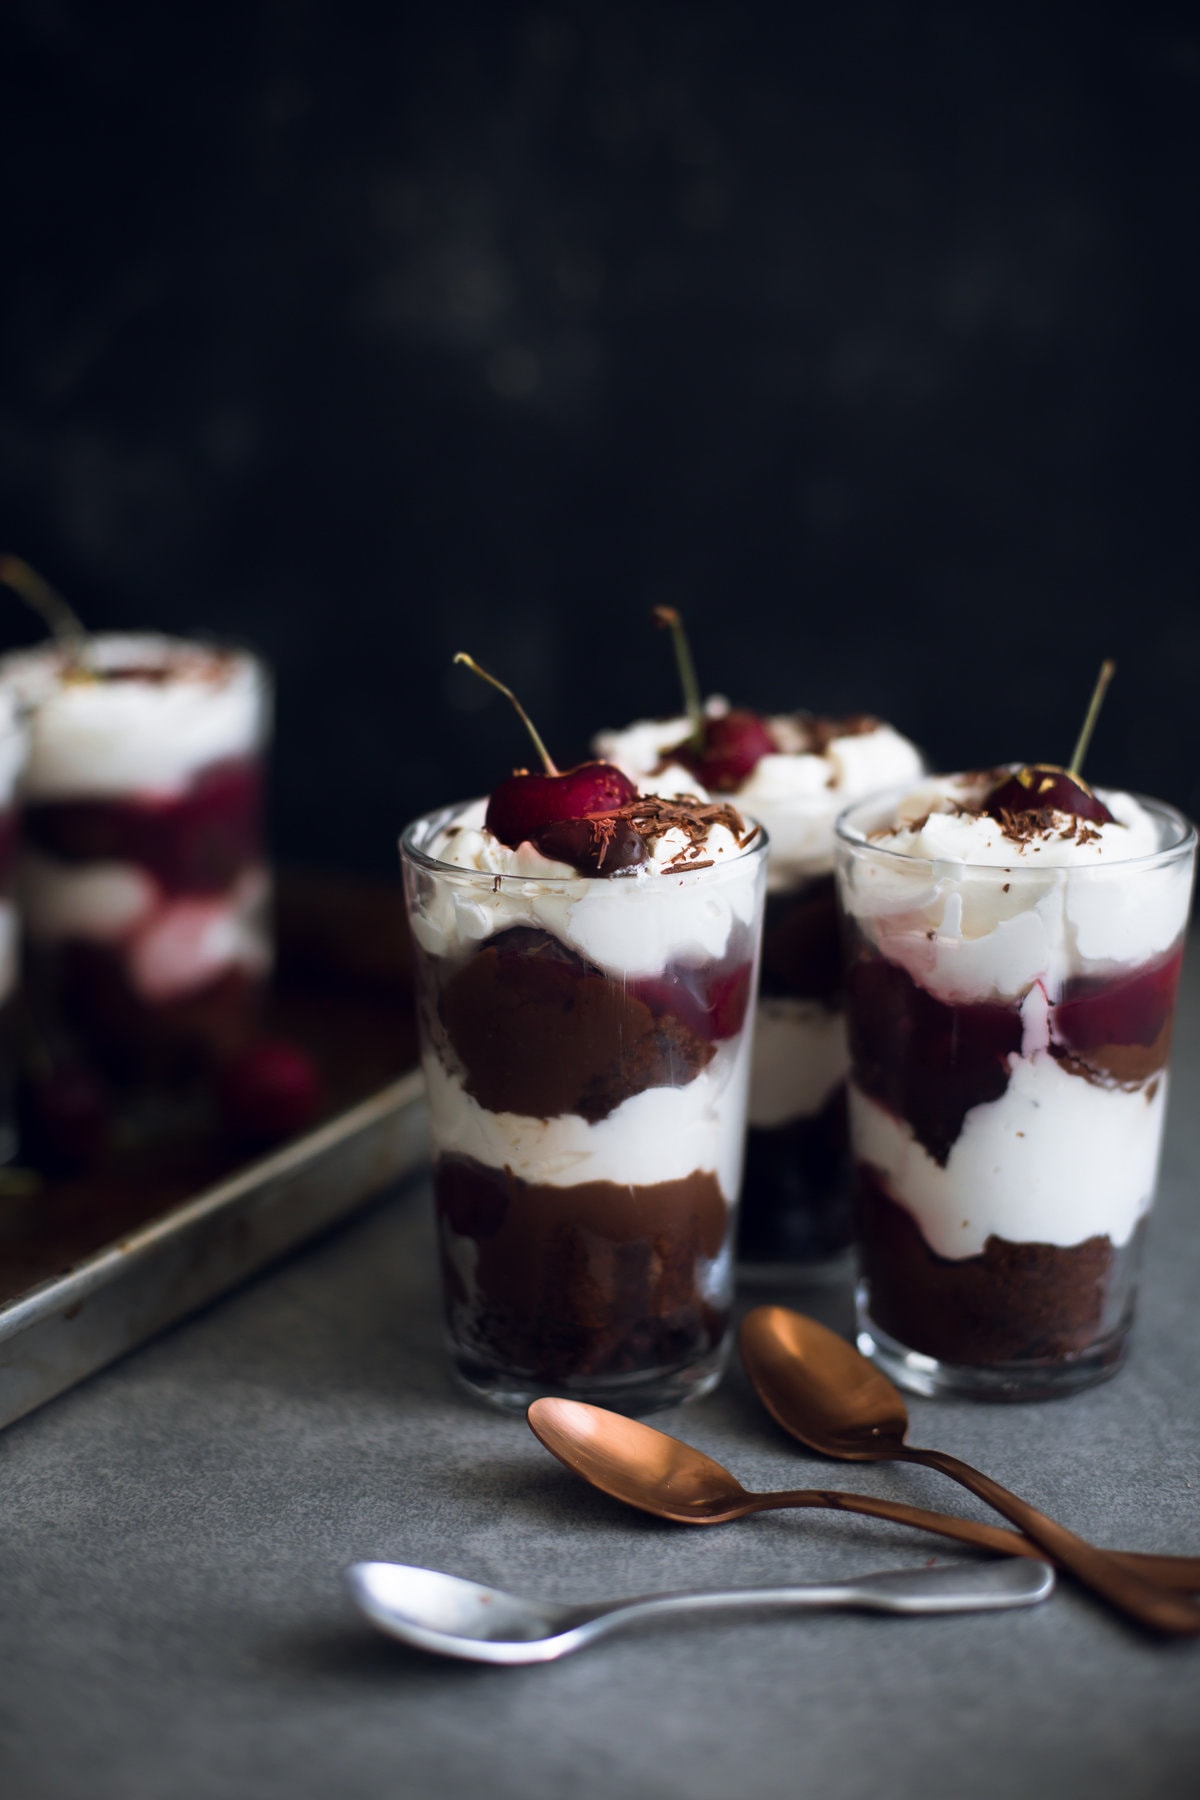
[534,792,754,880]
[795,711,879,756]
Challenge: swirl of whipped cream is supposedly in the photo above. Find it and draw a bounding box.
[0,635,266,801]
[405,796,767,981]
[837,772,1194,1001]
[595,700,922,889]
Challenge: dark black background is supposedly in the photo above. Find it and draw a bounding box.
[1,1,1197,871]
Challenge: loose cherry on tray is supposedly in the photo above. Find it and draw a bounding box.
[217,1039,324,1147]
[983,659,1117,825]
[454,653,638,848]
[652,607,773,792]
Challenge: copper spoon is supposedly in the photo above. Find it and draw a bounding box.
[527,1396,1196,1584]
[738,1306,1200,1636]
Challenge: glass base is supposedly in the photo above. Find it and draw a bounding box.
[448,1335,730,1416]
[855,1286,1130,1403]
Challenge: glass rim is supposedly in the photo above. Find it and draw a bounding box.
[0,630,268,680]
[834,781,1197,878]
[400,797,771,891]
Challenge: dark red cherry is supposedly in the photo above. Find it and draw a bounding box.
[682,711,775,793]
[985,661,1118,826]
[453,653,641,850]
[217,1039,324,1146]
[984,765,1114,826]
[485,761,638,849]
[651,608,774,792]
[533,814,649,875]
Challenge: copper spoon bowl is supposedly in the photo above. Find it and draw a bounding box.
[738,1306,1200,1637]
[527,1396,1197,1581]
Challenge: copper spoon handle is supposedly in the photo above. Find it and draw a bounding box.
[744,1488,1200,1591]
[889,1446,1200,1635]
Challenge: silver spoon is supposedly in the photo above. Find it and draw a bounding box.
[346,1556,1054,1664]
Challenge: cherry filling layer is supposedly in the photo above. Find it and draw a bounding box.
[846,936,1183,1168]
[846,931,1185,1366]
[434,1155,730,1384]
[21,757,268,1076]
[432,925,754,1122]
[23,759,263,897]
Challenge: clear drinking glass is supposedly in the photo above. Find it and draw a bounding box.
[1,635,271,1083]
[835,787,1196,1399]
[401,802,769,1413]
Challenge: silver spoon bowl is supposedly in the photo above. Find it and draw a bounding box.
[347,1557,1054,1665]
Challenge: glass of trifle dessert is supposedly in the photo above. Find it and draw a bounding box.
[595,610,922,1278]
[401,656,768,1412]
[835,664,1196,1399]
[0,625,270,1085]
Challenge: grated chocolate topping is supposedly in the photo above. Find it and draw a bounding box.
[793,711,880,756]
[602,793,758,865]
[536,791,759,877]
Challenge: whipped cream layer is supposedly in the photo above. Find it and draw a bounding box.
[424,1027,753,1204]
[0,636,266,800]
[839,774,1194,1003]
[596,702,922,890]
[410,797,765,981]
[21,857,271,1001]
[851,1059,1165,1258]
[748,998,849,1129]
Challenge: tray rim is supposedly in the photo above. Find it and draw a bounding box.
[0,1067,427,1343]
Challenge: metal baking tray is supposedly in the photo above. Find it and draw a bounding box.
[0,873,430,1432]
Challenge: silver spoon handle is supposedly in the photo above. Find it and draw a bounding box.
[902,1445,1200,1637]
[580,1557,1053,1642]
[744,1486,1200,1590]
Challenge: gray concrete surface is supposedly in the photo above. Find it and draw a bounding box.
[3,962,1200,1800]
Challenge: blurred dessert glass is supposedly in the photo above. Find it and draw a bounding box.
[0,635,271,1085]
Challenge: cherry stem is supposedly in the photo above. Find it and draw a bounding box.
[0,555,88,655]
[1067,658,1116,779]
[652,606,704,751]
[453,653,558,776]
